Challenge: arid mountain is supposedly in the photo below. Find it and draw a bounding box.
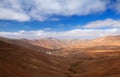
[0,36,87,50]
[68,52,120,77]
[1,35,120,52]
[22,35,120,50]
[64,35,120,49]
[1,35,120,54]
[0,37,53,54]
[0,40,69,77]
[52,35,120,56]
[90,35,120,46]
[27,38,87,49]
[28,38,68,49]
[0,35,120,77]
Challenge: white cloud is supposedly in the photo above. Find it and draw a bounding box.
[0,28,120,39]
[0,0,30,21]
[0,7,30,21]
[83,18,120,29]
[0,0,108,21]
[114,0,120,13]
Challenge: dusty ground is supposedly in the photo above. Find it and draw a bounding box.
[0,36,120,77]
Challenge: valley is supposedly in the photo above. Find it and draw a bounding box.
[0,36,120,77]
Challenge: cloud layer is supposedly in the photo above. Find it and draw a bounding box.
[0,0,117,21]
[0,28,120,40]
[83,18,120,29]
[0,18,120,39]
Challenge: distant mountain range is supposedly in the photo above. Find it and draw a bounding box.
[1,35,120,50]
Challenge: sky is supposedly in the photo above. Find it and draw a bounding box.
[0,0,120,39]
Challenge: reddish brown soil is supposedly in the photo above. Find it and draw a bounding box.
[0,41,68,77]
[1,36,120,77]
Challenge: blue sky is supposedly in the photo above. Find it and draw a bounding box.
[0,0,120,39]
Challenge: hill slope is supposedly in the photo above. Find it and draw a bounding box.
[0,37,52,53]
[1,35,120,77]
[0,41,68,77]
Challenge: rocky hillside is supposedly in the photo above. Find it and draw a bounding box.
[0,40,69,77]
[1,35,120,77]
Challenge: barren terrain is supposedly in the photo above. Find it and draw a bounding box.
[0,36,120,77]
